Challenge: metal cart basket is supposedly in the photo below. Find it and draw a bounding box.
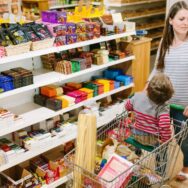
[64,110,188,188]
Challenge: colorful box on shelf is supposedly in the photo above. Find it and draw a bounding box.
[46,98,62,111]
[71,58,87,70]
[79,88,94,99]
[55,95,69,109]
[66,82,82,90]
[1,70,22,89]
[10,67,33,87]
[83,82,98,96]
[0,138,25,159]
[60,95,76,106]
[103,69,124,80]
[0,74,14,92]
[92,81,104,95]
[34,94,48,107]
[66,90,87,103]
[30,156,59,184]
[62,85,76,94]
[40,85,63,98]
[95,79,111,93]
[42,11,67,23]
[115,75,133,86]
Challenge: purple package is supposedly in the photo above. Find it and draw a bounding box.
[66,23,76,34]
[57,12,67,23]
[66,34,77,44]
[42,11,58,23]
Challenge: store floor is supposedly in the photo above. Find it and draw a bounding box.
[168,149,188,188]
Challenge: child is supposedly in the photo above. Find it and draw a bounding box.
[125,73,174,145]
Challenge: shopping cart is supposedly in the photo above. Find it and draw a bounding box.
[64,105,188,188]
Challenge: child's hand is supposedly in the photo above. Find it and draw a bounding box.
[183,106,188,117]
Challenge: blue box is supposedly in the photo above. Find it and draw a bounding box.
[115,75,133,86]
[0,75,14,91]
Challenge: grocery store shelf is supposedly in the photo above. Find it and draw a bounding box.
[0,101,126,172]
[49,2,100,9]
[0,55,134,100]
[42,174,71,188]
[138,23,164,31]
[50,4,78,9]
[147,34,162,40]
[0,31,135,65]
[106,0,165,7]
[0,84,133,136]
[0,133,77,172]
[127,11,165,21]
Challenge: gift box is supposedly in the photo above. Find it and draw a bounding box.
[60,95,75,106]
[66,90,87,103]
[55,96,69,109]
[34,94,48,106]
[62,85,76,94]
[95,79,110,93]
[66,82,82,90]
[0,74,14,92]
[1,70,22,89]
[92,81,104,95]
[71,58,87,70]
[46,98,62,111]
[40,86,57,98]
[83,82,98,96]
[11,67,33,87]
[70,59,80,73]
[115,75,133,86]
[79,88,94,99]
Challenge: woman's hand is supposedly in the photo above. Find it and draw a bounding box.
[183,106,188,117]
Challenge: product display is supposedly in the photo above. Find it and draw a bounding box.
[0,2,166,187]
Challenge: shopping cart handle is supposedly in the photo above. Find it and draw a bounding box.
[170,104,185,111]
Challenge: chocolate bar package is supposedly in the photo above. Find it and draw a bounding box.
[46,98,62,111]
[34,94,48,106]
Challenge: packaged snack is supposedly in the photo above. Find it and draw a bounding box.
[0,29,13,47]
[8,24,28,45]
[66,34,77,44]
[22,24,40,42]
[32,24,52,40]
[66,23,76,34]
[76,22,86,33]
[54,36,66,46]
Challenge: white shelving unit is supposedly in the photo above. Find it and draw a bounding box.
[49,2,101,9]
[0,30,135,187]
[0,101,125,172]
[0,56,134,100]
[0,31,135,65]
[106,0,165,7]
[105,0,166,53]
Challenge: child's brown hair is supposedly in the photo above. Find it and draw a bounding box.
[147,73,174,105]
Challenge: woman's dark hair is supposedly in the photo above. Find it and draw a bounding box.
[147,73,174,105]
[157,1,188,70]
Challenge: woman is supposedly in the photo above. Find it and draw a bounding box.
[149,1,188,181]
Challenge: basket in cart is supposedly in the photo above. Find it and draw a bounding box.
[64,106,188,188]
